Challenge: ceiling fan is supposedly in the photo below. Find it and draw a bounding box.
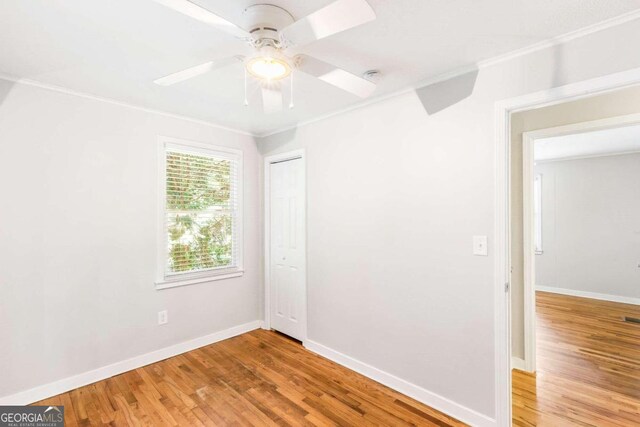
[152,0,379,113]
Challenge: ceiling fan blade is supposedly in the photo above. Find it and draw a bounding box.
[261,85,283,114]
[154,56,241,86]
[152,0,250,40]
[296,55,376,98]
[280,0,375,48]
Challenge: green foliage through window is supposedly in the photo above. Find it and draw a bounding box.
[166,150,235,273]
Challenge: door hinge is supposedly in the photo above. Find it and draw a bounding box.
[504,282,510,293]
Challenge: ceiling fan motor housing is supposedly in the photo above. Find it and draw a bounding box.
[243,4,294,48]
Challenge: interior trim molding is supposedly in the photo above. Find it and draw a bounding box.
[4,8,640,140]
[522,128,538,375]
[511,357,528,372]
[535,149,640,164]
[537,286,640,306]
[0,73,257,137]
[0,320,263,406]
[473,8,640,71]
[257,8,640,138]
[496,64,640,427]
[304,339,496,427]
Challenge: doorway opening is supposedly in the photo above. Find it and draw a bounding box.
[508,87,640,425]
[520,112,640,373]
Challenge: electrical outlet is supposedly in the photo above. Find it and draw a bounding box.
[158,310,168,325]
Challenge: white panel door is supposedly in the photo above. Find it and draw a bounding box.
[270,158,305,340]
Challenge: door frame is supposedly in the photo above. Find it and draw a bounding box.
[263,149,307,342]
[495,66,640,426]
[521,112,640,373]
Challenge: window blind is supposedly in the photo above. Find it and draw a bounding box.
[164,146,239,276]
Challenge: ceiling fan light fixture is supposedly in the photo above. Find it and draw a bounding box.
[152,0,380,112]
[246,56,291,81]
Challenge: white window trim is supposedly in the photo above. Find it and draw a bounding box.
[155,136,243,290]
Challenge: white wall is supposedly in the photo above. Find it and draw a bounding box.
[0,79,262,398]
[535,153,640,300]
[260,18,640,423]
[510,85,640,360]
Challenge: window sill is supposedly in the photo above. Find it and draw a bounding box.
[155,270,244,290]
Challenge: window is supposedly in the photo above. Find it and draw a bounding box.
[533,174,542,254]
[157,137,242,289]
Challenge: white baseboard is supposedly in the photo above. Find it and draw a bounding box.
[304,339,495,427]
[0,320,263,405]
[537,286,640,305]
[511,357,527,372]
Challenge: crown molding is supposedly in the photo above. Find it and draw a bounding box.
[254,64,478,138]
[256,8,640,138]
[474,7,640,70]
[2,7,640,140]
[0,72,259,138]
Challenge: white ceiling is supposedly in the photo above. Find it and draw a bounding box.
[535,123,640,161]
[2,0,640,136]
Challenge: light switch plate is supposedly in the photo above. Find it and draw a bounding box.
[473,236,488,256]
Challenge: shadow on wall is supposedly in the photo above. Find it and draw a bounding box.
[415,68,479,115]
[550,43,568,88]
[414,43,566,117]
[0,79,16,107]
[257,127,299,155]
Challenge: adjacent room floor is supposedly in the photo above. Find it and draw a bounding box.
[34,329,464,426]
[512,291,640,426]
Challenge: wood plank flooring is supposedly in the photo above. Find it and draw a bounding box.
[512,291,640,426]
[34,329,465,426]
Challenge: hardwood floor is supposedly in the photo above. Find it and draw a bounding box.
[512,291,640,426]
[34,329,465,426]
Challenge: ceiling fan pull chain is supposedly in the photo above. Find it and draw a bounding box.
[289,71,294,109]
[244,67,249,106]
